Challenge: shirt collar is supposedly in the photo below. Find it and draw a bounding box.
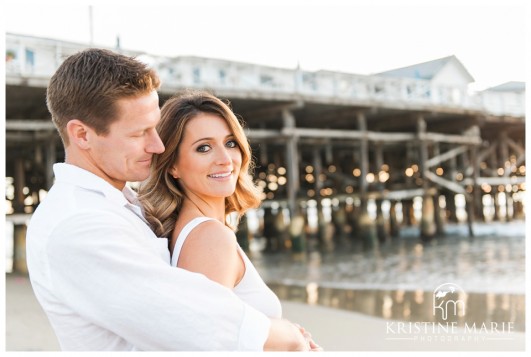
[53,163,131,207]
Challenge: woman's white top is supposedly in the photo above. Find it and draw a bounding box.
[171,217,282,318]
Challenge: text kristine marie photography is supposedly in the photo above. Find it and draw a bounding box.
[385,283,516,344]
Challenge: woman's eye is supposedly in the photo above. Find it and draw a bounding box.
[196,144,211,153]
[226,140,238,148]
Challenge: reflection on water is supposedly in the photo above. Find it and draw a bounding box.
[251,222,525,332]
[253,227,525,294]
[268,283,525,332]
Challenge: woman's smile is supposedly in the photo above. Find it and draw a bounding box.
[208,170,233,180]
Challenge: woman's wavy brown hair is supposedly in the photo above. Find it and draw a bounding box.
[138,90,261,238]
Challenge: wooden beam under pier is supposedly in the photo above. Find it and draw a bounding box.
[425,145,469,168]
[6,120,55,130]
[419,132,481,145]
[260,187,439,209]
[7,119,484,146]
[461,176,525,186]
[241,100,304,121]
[477,142,498,164]
[6,131,57,143]
[505,136,525,156]
[247,127,482,145]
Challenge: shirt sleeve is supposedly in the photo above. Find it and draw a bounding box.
[46,210,270,351]
[238,304,272,350]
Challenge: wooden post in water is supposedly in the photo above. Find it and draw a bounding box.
[312,147,326,248]
[13,158,28,273]
[348,151,360,238]
[282,109,305,252]
[258,123,268,167]
[513,197,524,220]
[417,115,436,240]
[499,131,512,222]
[46,135,57,190]
[405,140,415,188]
[403,142,415,227]
[469,126,483,223]
[356,112,377,248]
[402,199,414,226]
[236,214,250,252]
[348,197,360,239]
[14,224,28,274]
[431,142,445,236]
[374,143,389,243]
[444,192,457,223]
[446,153,458,223]
[262,206,278,252]
[506,193,514,221]
[463,146,475,237]
[332,200,349,244]
[389,200,400,237]
[433,193,445,236]
[325,141,334,166]
[488,143,500,221]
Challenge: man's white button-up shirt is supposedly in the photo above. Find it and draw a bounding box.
[26,163,270,351]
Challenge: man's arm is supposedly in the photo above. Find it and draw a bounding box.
[47,211,273,350]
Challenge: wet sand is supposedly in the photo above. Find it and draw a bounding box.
[5,273,525,351]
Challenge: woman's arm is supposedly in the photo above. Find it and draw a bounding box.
[177,219,244,288]
[177,219,321,351]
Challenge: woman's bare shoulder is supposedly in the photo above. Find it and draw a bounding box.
[178,218,243,287]
[189,219,236,247]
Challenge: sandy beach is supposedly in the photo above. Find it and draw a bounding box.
[5,273,525,351]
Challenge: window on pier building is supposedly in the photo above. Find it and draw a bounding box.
[302,73,317,91]
[192,67,201,84]
[219,69,226,85]
[25,48,35,73]
[260,74,274,87]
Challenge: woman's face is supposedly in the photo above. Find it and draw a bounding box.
[170,113,242,201]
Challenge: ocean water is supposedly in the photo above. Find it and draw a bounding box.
[250,221,526,331]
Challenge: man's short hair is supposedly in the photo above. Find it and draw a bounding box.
[46,48,160,145]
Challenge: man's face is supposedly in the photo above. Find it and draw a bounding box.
[87,91,164,190]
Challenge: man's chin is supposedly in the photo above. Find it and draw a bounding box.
[128,171,150,184]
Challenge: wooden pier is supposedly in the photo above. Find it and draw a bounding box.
[5,34,526,268]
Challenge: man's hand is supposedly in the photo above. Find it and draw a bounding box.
[264,319,311,351]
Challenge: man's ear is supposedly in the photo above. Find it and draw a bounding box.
[66,120,91,150]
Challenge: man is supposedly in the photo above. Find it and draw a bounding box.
[26,49,312,351]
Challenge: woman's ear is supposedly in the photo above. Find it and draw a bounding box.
[66,120,91,150]
[169,165,180,179]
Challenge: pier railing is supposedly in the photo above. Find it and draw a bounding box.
[158,59,476,108]
[6,33,525,117]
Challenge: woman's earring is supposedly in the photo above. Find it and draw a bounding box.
[170,168,179,179]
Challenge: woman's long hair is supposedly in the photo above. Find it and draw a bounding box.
[138,90,261,238]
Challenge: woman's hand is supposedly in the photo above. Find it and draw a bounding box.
[295,323,323,352]
[264,319,323,351]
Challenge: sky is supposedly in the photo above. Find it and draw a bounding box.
[2,0,527,90]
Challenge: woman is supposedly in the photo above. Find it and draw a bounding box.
[139,91,320,350]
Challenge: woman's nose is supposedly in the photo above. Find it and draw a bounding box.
[215,147,232,165]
